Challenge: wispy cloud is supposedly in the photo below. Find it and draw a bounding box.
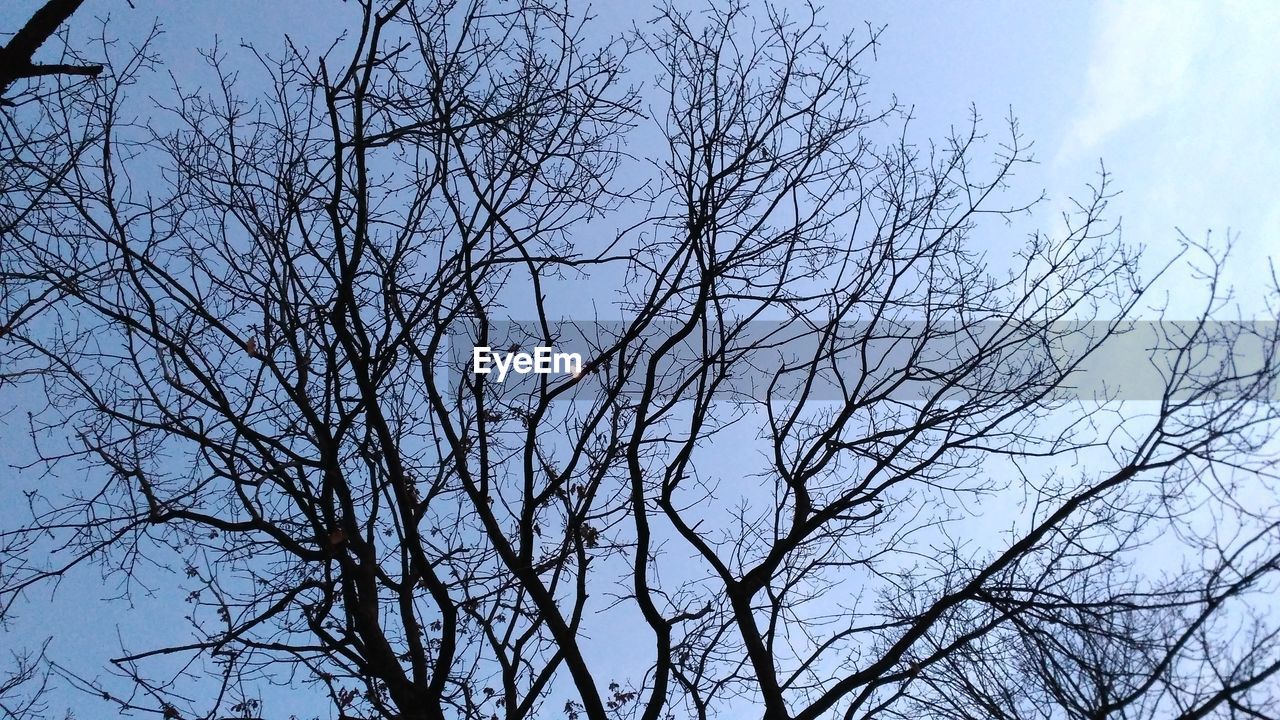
[1063,0,1280,159]
[1062,0,1206,157]
[1059,0,1280,296]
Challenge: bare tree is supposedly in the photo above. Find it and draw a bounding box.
[0,0,153,375]
[0,643,56,720]
[3,2,1280,720]
[1,4,151,717]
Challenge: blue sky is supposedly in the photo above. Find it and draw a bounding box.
[853,1,1279,305]
[6,0,1274,293]
[3,0,1279,715]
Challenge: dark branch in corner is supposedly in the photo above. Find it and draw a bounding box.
[0,0,103,100]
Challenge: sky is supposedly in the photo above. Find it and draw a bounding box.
[3,0,1279,716]
[7,0,1276,296]
[848,0,1280,304]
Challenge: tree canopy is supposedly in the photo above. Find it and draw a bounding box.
[3,2,1280,720]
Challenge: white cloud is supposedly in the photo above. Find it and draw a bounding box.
[1057,0,1280,306]
[1062,0,1206,156]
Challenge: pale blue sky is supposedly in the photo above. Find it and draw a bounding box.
[7,0,1274,291]
[2,0,1278,716]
